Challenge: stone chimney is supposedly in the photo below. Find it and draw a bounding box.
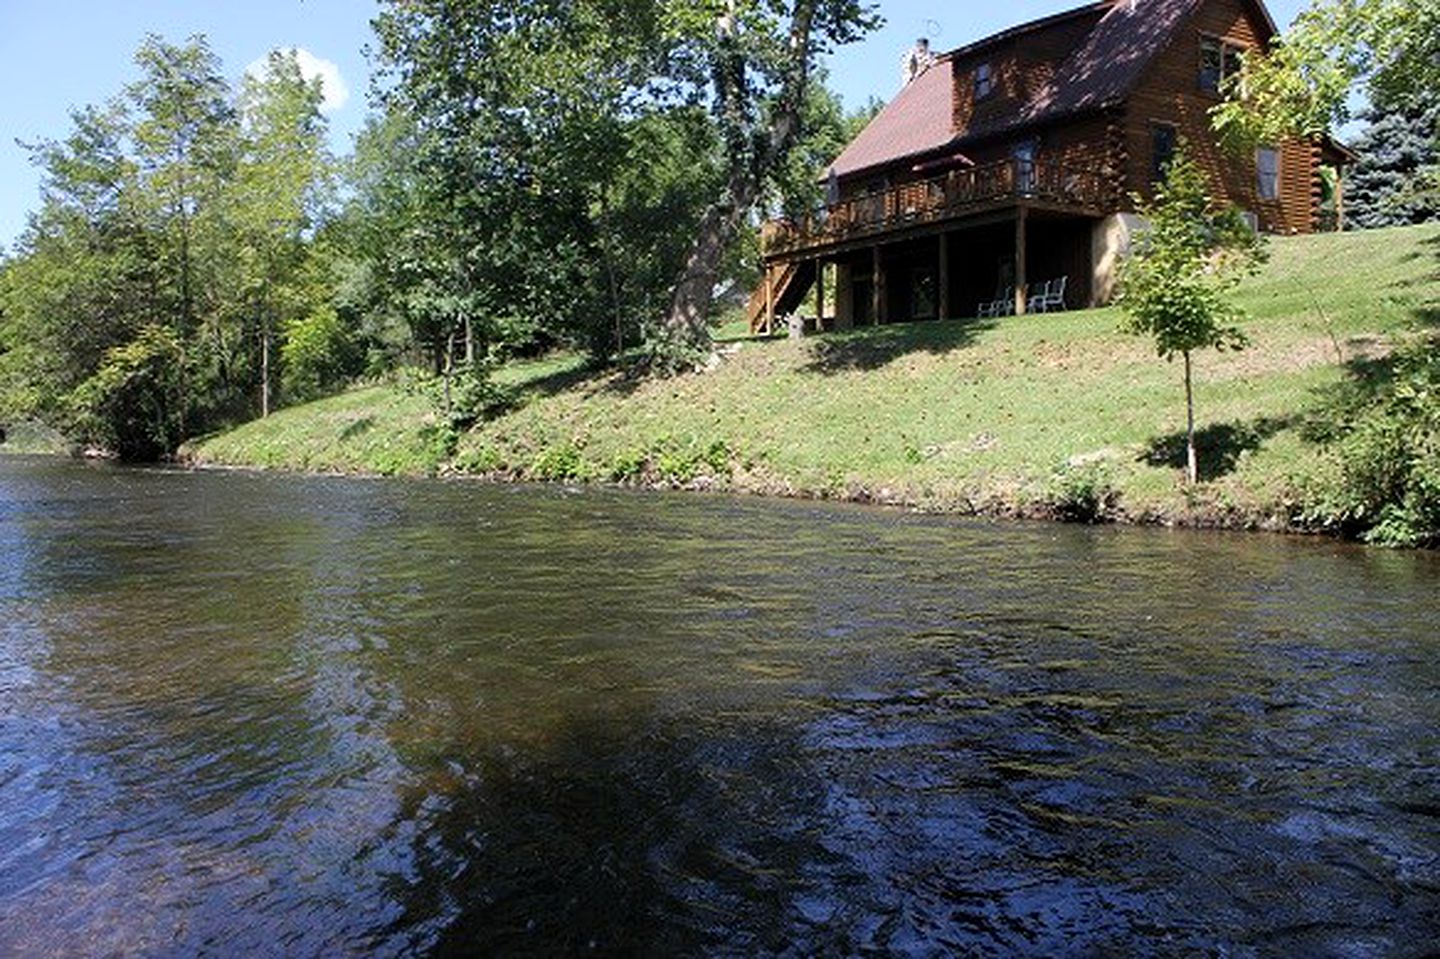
[901,37,935,86]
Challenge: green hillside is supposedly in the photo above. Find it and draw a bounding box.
[187,223,1440,530]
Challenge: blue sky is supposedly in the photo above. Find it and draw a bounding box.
[1,0,1309,251]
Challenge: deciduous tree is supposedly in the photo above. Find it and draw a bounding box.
[1118,146,1266,485]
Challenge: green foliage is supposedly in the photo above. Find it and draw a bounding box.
[1045,463,1119,524]
[1302,334,1440,547]
[1118,147,1266,360]
[1211,0,1440,148]
[1346,100,1440,229]
[281,306,357,401]
[412,364,515,431]
[1,36,339,457]
[69,325,189,460]
[531,442,587,482]
[363,0,878,364]
[608,446,650,481]
[1119,145,1267,484]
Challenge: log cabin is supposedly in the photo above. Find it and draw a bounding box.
[750,0,1355,333]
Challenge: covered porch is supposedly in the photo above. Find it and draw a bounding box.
[752,205,1101,333]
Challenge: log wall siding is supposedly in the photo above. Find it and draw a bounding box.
[1121,0,1315,232]
[817,0,1324,242]
[950,12,1105,137]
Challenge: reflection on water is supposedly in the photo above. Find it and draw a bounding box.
[1,455,1438,956]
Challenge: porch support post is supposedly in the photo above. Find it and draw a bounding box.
[1014,206,1028,316]
[815,258,825,331]
[765,263,776,334]
[938,232,951,321]
[835,262,854,330]
[872,245,885,325]
[1336,169,1346,232]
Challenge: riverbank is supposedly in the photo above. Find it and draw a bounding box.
[186,224,1439,532]
[0,420,71,456]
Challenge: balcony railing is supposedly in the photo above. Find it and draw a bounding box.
[762,157,1110,257]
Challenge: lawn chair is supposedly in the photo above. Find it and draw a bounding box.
[976,286,1014,318]
[1025,279,1050,312]
[1031,275,1068,313]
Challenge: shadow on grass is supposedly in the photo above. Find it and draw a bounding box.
[1141,415,1299,481]
[518,362,599,401]
[803,316,995,374]
[1296,352,1407,445]
[339,416,376,441]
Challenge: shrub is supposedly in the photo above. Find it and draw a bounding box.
[609,447,649,482]
[530,442,587,481]
[67,325,189,460]
[1045,463,1119,524]
[1302,333,1440,547]
[423,364,515,430]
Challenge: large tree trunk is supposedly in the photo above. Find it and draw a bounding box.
[663,177,759,349]
[659,0,816,353]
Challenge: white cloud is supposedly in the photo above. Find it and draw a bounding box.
[246,47,350,114]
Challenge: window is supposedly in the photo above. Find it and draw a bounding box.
[1013,140,1036,194]
[1151,123,1177,183]
[1199,36,1246,94]
[975,63,993,100]
[1256,146,1280,200]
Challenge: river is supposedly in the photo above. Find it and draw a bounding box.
[1,455,1437,956]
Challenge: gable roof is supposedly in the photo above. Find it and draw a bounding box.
[827,60,956,181]
[1020,0,1207,123]
[828,0,1280,180]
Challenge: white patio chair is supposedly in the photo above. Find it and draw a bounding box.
[1032,275,1068,313]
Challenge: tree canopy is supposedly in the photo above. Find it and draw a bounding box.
[1211,0,1440,148]
[0,38,339,458]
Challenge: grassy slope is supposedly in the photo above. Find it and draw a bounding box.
[190,223,1440,526]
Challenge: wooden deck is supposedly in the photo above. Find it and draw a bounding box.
[761,157,1110,261]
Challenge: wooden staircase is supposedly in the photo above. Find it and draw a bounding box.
[746,260,815,334]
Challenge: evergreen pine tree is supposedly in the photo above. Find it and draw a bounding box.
[1346,99,1440,228]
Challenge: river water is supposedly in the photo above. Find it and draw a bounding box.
[1,455,1437,956]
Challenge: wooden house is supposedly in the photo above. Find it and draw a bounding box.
[750,0,1354,333]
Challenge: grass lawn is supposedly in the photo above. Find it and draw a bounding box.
[189,223,1440,528]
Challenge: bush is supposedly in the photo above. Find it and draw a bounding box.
[67,325,189,460]
[1301,333,1440,547]
[1045,463,1119,524]
[421,364,515,430]
[531,442,587,481]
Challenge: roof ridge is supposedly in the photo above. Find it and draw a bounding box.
[937,1,1115,63]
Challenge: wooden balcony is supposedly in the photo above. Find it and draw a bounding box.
[762,157,1111,259]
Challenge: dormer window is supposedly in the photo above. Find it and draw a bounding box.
[1199,36,1245,94]
[975,63,994,100]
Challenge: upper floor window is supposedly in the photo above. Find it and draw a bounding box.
[975,63,994,100]
[1199,36,1246,94]
[1256,146,1280,200]
[1151,123,1178,183]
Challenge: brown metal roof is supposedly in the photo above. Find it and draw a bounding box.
[828,60,957,180]
[829,0,1281,179]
